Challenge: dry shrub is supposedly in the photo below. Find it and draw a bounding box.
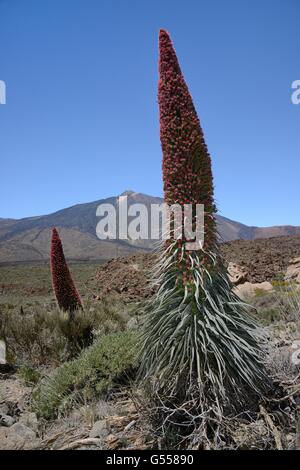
[0,297,130,366]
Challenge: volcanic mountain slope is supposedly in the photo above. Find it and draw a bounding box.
[0,192,299,263]
[91,235,300,302]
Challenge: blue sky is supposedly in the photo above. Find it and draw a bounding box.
[0,0,299,226]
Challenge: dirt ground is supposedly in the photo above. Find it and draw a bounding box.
[91,236,300,301]
[220,235,300,283]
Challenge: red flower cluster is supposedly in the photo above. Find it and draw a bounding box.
[50,228,82,313]
[158,30,217,253]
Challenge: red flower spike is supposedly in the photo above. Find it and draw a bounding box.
[50,227,82,313]
[158,29,217,253]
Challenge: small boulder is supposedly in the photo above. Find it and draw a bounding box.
[285,256,300,283]
[18,412,38,433]
[0,413,15,427]
[0,403,9,416]
[89,420,109,439]
[228,262,248,285]
[234,281,273,300]
[0,422,39,450]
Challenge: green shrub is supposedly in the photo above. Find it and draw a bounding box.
[272,272,285,283]
[32,331,138,419]
[256,308,281,325]
[250,285,300,325]
[18,365,41,386]
[0,298,129,365]
[272,280,293,288]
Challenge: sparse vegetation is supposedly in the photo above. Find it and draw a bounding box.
[251,283,300,325]
[32,331,138,419]
[18,365,41,386]
[0,296,130,365]
[0,253,299,449]
[0,259,100,304]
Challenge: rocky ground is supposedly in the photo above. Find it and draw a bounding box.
[221,235,300,283]
[92,253,156,302]
[91,236,300,301]
[1,321,299,450]
[1,234,300,450]
[0,379,151,450]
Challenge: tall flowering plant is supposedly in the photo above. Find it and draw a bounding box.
[139,30,269,420]
[50,228,82,314]
[159,29,216,253]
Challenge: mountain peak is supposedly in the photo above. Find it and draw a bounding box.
[119,190,136,196]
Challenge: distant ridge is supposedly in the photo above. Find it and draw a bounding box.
[0,191,299,263]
